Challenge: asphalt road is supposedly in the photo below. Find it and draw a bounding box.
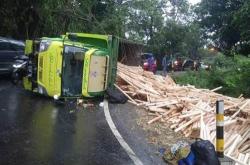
[0,77,133,165]
[0,77,164,165]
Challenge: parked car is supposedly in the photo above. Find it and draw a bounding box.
[199,62,211,70]
[0,37,25,74]
[171,57,183,71]
[182,59,211,71]
[142,53,157,73]
[182,59,198,71]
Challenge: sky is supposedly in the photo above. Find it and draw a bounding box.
[189,0,201,5]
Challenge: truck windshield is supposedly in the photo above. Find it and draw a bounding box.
[62,46,87,96]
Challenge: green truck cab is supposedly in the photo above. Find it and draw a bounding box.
[23,33,121,98]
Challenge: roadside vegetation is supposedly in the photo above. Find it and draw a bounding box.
[173,54,250,97]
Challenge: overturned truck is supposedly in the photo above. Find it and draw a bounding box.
[19,33,142,98]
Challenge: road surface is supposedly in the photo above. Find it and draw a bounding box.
[0,77,163,165]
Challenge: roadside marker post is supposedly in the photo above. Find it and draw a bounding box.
[216,100,224,158]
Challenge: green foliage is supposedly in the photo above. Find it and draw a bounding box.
[150,22,201,55]
[174,55,250,97]
[233,1,250,41]
[232,0,250,55]
[125,0,165,41]
[0,0,203,59]
[0,0,127,39]
[195,0,250,55]
[173,70,212,89]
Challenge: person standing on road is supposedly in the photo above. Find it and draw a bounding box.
[147,55,155,73]
[162,53,171,76]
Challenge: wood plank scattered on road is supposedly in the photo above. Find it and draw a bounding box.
[116,63,250,165]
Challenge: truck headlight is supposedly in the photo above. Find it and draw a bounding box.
[13,63,23,68]
[39,40,51,52]
[53,95,59,100]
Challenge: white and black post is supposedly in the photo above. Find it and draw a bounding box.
[216,100,224,158]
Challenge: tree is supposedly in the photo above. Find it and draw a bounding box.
[232,0,250,55]
[125,0,165,42]
[0,0,128,39]
[195,0,250,55]
[0,0,41,39]
[0,0,204,59]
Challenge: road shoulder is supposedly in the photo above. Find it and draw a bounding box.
[108,102,165,165]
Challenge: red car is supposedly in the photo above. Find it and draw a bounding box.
[142,53,157,73]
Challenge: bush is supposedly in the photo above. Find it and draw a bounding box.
[173,70,212,89]
[173,55,250,97]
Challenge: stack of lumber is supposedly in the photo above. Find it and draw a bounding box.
[116,63,250,165]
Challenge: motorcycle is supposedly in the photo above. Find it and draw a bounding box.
[11,55,28,85]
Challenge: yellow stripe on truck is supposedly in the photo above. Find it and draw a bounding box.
[82,49,96,97]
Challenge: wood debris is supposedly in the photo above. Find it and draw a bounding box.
[116,63,250,165]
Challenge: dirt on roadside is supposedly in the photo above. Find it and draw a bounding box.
[135,107,191,151]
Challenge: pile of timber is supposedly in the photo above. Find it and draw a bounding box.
[116,63,250,165]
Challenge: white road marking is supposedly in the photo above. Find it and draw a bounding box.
[103,99,143,165]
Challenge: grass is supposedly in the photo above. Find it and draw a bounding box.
[173,55,250,98]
